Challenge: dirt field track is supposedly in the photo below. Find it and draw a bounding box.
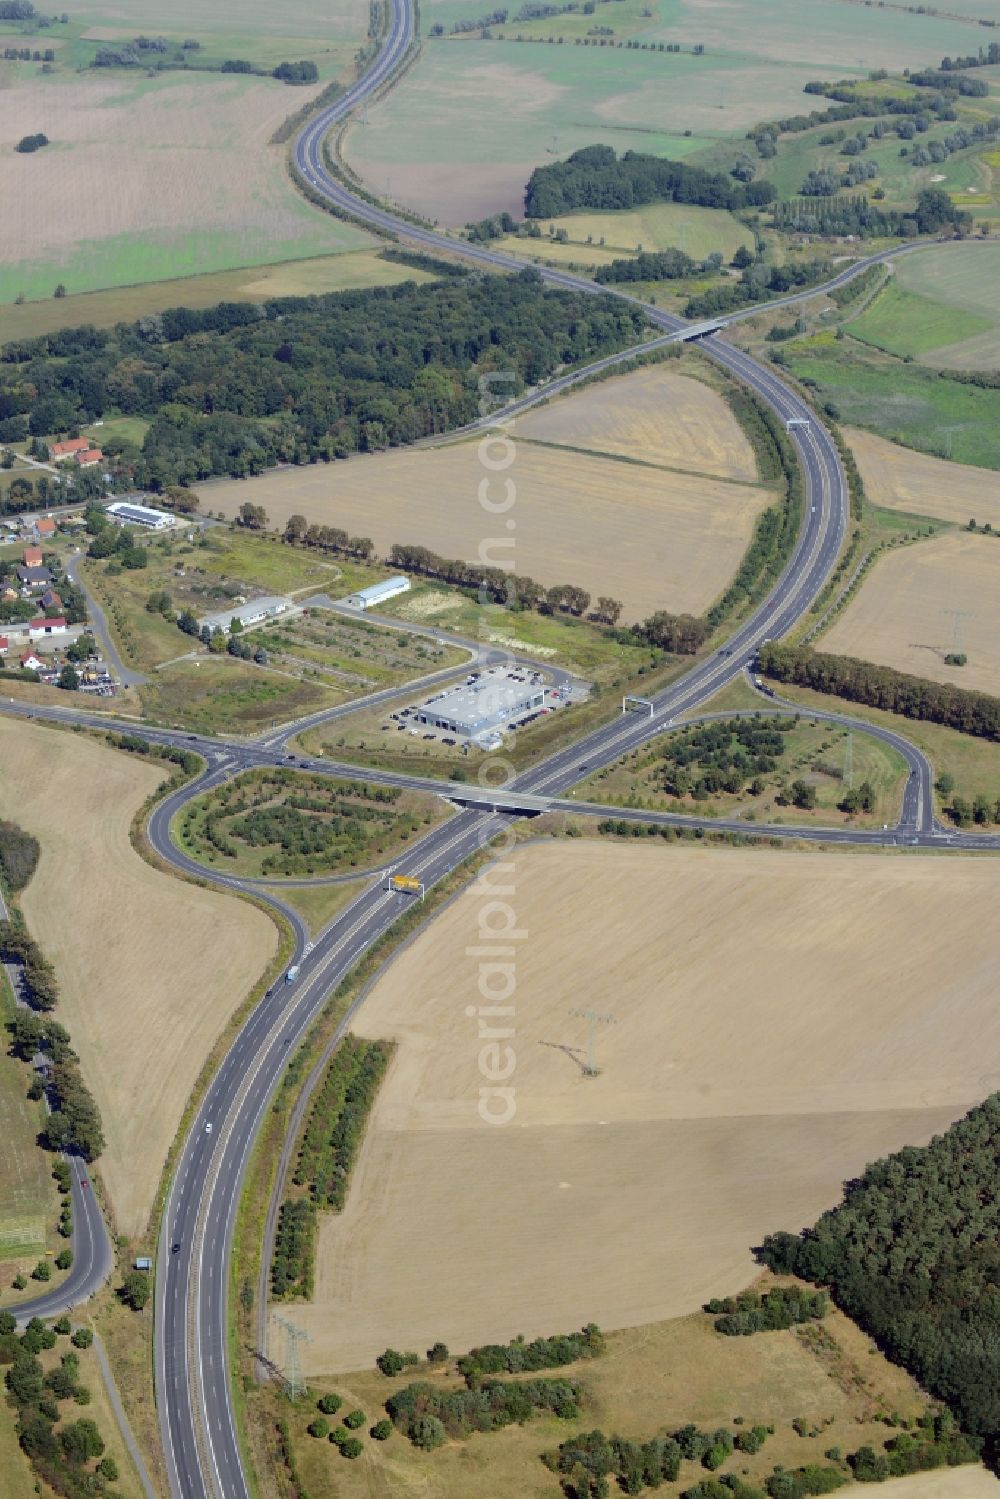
[846,428,1000,529]
[0,719,276,1236]
[199,369,770,623]
[287,841,1000,1372]
[822,531,1000,698]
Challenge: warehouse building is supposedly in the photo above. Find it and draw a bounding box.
[199,595,291,635]
[415,670,545,741]
[343,576,410,610]
[107,499,174,530]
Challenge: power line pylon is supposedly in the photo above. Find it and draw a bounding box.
[274,1314,311,1401]
[568,1007,616,1077]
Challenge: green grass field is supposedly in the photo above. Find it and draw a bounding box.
[0,252,437,345]
[0,208,375,311]
[782,339,1000,469]
[0,0,368,78]
[884,242,1000,368]
[848,282,991,361]
[380,582,657,684]
[515,202,753,260]
[137,657,342,733]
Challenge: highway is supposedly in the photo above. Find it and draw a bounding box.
[6,2,995,1492]
[157,59,984,1497]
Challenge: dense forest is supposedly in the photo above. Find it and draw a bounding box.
[758,644,1000,742]
[0,274,648,490]
[762,1093,1000,1462]
[524,145,776,217]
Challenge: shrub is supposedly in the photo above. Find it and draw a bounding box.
[71,1327,94,1349]
[343,1408,366,1429]
[317,1392,343,1415]
[307,1417,329,1438]
[371,1418,393,1440]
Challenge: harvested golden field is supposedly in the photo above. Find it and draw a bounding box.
[0,67,372,304]
[0,719,276,1236]
[517,364,759,480]
[846,428,1000,529]
[198,374,771,623]
[822,532,1000,697]
[287,840,999,1373]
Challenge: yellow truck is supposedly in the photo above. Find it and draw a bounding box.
[389,874,422,895]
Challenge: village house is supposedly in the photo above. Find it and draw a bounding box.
[50,437,90,461]
[0,636,8,657]
[33,516,57,540]
[28,615,68,640]
[19,650,44,672]
[39,587,63,612]
[75,448,103,469]
[15,564,53,594]
[22,544,42,567]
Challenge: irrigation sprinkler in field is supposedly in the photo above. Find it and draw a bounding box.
[274,1314,311,1401]
[568,1007,617,1078]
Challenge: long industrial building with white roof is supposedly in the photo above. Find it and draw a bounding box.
[414,670,544,741]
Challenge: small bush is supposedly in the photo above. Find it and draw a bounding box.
[343,1409,366,1430]
[371,1418,393,1440]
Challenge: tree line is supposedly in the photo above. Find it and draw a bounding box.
[524,144,776,218]
[761,1092,1000,1463]
[387,541,615,623]
[773,187,968,240]
[0,273,647,489]
[292,1036,391,1210]
[385,1375,580,1447]
[2,1314,120,1498]
[758,643,1000,743]
[272,1036,391,1298]
[458,1325,603,1384]
[544,1420,775,1496]
[0,916,104,1160]
[0,820,39,890]
[705,1285,828,1336]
